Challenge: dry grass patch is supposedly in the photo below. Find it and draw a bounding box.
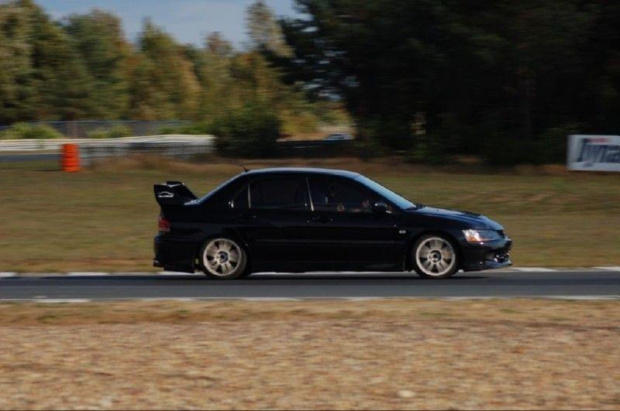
[1,157,619,271]
[0,298,618,327]
[0,299,618,409]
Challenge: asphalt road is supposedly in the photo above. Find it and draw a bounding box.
[0,271,618,301]
[0,153,58,163]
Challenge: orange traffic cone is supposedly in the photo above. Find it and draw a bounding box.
[62,143,81,172]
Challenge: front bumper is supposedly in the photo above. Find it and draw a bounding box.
[460,237,513,272]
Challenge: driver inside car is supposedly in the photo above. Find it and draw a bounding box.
[311,182,375,213]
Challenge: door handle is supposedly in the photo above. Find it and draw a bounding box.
[238,213,257,221]
[309,216,333,223]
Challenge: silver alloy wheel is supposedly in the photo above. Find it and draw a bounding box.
[415,236,456,277]
[202,238,246,278]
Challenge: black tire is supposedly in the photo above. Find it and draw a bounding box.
[411,234,459,279]
[199,237,249,280]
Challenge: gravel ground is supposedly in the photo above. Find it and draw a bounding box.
[0,299,618,410]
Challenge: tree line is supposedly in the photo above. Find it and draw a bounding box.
[0,0,337,138]
[272,0,620,164]
[1,0,619,164]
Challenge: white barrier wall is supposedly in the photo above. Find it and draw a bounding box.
[567,135,620,172]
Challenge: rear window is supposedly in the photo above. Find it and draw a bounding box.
[249,177,309,210]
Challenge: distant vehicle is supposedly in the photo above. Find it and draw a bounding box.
[153,168,512,279]
[324,133,354,141]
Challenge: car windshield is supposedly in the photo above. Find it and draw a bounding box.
[355,176,417,210]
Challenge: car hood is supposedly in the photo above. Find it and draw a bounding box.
[408,206,504,230]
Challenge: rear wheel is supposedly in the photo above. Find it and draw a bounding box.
[412,234,459,279]
[200,238,248,280]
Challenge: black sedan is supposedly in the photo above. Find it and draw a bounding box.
[153,168,512,279]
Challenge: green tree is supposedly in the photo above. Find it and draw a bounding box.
[275,0,614,162]
[246,0,291,56]
[277,0,453,149]
[0,0,35,124]
[24,0,93,120]
[213,100,281,157]
[129,19,200,120]
[63,9,130,119]
[580,0,620,133]
[196,32,237,121]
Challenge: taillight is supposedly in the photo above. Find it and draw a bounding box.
[158,214,171,233]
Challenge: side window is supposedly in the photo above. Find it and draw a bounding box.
[309,177,377,213]
[249,178,309,210]
[229,185,249,210]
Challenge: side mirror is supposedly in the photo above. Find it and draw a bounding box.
[372,202,389,214]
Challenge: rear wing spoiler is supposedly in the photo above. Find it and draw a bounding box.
[154,181,198,206]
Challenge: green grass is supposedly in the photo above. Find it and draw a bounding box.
[1,158,619,272]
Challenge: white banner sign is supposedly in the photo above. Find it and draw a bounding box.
[567,135,620,172]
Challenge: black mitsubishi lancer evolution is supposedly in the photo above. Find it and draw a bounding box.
[153,168,512,279]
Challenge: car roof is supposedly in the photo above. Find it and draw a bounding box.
[242,167,360,178]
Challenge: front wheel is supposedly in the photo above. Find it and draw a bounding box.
[200,237,248,280]
[412,234,459,279]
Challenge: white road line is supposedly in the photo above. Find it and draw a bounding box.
[1,268,618,278]
[512,267,558,272]
[442,295,620,301]
[545,295,620,301]
[251,272,414,277]
[36,299,93,304]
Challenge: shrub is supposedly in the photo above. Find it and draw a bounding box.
[353,138,387,161]
[86,125,133,139]
[357,116,414,151]
[281,111,319,135]
[106,124,133,138]
[178,122,212,135]
[212,101,281,158]
[0,123,64,140]
[86,128,110,139]
[33,125,64,139]
[158,125,180,134]
[481,123,584,166]
[482,135,535,166]
[534,123,584,164]
[406,135,450,165]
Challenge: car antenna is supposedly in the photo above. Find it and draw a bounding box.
[236,161,249,172]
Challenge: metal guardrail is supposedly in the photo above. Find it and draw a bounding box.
[0,135,214,152]
[0,135,215,165]
[0,135,354,165]
[81,138,214,165]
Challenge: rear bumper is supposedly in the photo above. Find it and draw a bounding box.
[154,234,200,273]
[460,237,513,272]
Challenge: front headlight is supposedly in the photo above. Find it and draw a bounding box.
[462,229,502,243]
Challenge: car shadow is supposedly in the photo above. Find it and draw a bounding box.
[242,274,487,281]
[35,273,488,283]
